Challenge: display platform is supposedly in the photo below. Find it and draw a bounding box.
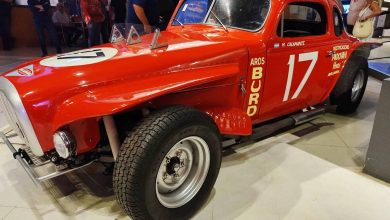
[369,61,390,79]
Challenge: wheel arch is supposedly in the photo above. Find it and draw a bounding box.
[51,64,243,133]
[350,43,379,60]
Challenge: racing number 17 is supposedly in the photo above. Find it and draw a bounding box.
[283,51,319,102]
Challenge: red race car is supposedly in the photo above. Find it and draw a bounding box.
[0,0,380,219]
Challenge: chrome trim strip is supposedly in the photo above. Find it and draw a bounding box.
[0,77,44,156]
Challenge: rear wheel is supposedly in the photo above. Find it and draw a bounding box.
[113,106,222,220]
[330,56,368,114]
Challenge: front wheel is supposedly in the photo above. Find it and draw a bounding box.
[330,56,368,114]
[113,106,222,220]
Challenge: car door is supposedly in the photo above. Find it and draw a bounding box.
[259,1,334,121]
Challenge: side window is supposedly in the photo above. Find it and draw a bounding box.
[333,7,344,36]
[277,3,327,38]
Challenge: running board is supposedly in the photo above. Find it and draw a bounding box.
[250,108,325,141]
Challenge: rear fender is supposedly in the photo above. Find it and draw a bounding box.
[338,41,380,76]
[324,41,380,101]
[52,64,241,132]
[350,42,382,59]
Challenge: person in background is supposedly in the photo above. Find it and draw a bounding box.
[80,0,107,46]
[52,3,82,47]
[64,0,81,16]
[28,0,62,56]
[347,0,381,34]
[100,1,110,43]
[110,0,126,24]
[0,0,14,51]
[127,0,159,33]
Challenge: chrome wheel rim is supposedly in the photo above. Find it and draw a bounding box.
[156,136,210,208]
[352,69,365,102]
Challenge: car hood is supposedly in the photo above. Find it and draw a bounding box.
[1,29,247,103]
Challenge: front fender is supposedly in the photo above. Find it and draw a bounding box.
[52,63,240,131]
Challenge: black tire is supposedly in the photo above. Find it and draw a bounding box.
[113,106,222,220]
[330,56,368,114]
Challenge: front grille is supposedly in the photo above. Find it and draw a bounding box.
[0,93,49,165]
[0,93,28,143]
[0,77,44,156]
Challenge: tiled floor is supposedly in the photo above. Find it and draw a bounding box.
[291,77,382,172]
[1,47,390,219]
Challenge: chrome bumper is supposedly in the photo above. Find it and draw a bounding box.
[0,132,40,185]
[0,132,94,185]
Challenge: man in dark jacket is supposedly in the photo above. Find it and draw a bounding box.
[28,0,62,56]
[0,0,13,50]
[110,0,126,24]
[127,0,159,33]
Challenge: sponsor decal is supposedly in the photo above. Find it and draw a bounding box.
[330,50,348,74]
[328,70,340,76]
[40,47,118,67]
[250,57,265,66]
[287,41,305,47]
[275,42,304,48]
[17,67,33,76]
[6,64,34,77]
[332,62,341,70]
[333,45,349,51]
[247,57,265,117]
[332,51,348,61]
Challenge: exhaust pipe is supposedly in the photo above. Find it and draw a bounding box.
[249,107,325,140]
[291,108,325,126]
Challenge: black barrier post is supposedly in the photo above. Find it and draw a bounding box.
[364,78,390,182]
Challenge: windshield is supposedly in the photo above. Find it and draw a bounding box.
[173,0,271,31]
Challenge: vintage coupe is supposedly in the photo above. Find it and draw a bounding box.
[0,0,378,219]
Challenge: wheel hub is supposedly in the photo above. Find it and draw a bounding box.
[156,136,210,208]
[159,148,192,192]
[165,156,182,175]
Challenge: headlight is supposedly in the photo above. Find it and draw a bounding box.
[53,131,76,159]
